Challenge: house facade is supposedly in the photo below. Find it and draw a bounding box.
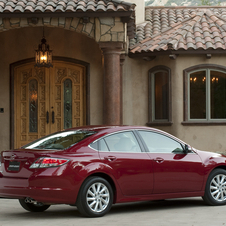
[0,0,226,153]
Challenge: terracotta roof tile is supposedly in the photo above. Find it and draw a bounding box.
[0,0,135,14]
[130,7,226,54]
[24,5,33,12]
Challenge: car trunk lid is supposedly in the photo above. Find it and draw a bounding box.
[1,149,56,178]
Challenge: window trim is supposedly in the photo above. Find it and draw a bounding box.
[183,64,226,125]
[147,66,172,127]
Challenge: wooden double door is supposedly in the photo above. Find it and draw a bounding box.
[14,61,86,148]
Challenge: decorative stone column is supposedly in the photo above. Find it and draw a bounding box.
[99,42,124,125]
[120,54,126,125]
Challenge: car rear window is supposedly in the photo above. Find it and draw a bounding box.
[22,130,96,150]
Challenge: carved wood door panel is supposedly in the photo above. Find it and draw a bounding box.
[14,61,86,148]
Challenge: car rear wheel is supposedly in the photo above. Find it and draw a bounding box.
[203,169,226,205]
[19,199,50,212]
[76,176,113,217]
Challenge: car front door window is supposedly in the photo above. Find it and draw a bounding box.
[138,131,183,153]
[138,130,204,193]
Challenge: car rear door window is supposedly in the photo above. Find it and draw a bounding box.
[103,131,142,153]
[99,139,109,152]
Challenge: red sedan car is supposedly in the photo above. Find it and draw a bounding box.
[0,126,226,217]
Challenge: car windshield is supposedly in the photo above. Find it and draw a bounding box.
[22,130,96,150]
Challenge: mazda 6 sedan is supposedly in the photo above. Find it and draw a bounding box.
[1,125,226,217]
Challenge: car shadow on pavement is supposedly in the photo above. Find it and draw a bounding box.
[1,198,206,219]
[109,198,206,215]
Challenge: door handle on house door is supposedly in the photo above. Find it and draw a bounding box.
[46,111,49,124]
[52,111,55,124]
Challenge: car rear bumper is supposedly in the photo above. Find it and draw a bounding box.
[0,177,79,204]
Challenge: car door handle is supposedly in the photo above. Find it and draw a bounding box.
[104,156,117,162]
[154,157,164,163]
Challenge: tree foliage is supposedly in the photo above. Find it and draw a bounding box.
[145,0,223,6]
[199,0,212,5]
[145,0,155,6]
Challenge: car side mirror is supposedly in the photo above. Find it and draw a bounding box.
[184,144,189,154]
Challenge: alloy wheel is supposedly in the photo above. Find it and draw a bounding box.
[86,182,110,213]
[210,174,226,202]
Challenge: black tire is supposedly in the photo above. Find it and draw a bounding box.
[203,168,226,206]
[76,176,113,217]
[19,199,50,212]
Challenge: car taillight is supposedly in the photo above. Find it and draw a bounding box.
[30,157,69,168]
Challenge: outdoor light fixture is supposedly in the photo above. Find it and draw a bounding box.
[35,30,53,68]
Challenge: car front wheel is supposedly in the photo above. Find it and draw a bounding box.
[76,176,113,217]
[19,199,50,212]
[203,169,226,205]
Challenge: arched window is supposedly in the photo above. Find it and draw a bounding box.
[147,66,171,126]
[184,65,226,123]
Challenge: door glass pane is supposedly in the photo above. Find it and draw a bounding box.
[99,139,109,152]
[89,141,98,151]
[138,131,183,153]
[154,71,169,120]
[104,132,141,153]
[211,70,226,119]
[64,79,72,129]
[190,71,206,119]
[29,79,38,132]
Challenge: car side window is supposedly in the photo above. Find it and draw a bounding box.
[138,131,184,154]
[99,139,109,152]
[103,131,142,153]
[89,141,98,150]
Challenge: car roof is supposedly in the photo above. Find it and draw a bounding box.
[65,125,186,145]
[66,125,164,134]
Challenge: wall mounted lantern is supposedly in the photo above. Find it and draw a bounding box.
[35,32,53,68]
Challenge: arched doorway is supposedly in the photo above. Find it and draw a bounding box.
[12,59,88,148]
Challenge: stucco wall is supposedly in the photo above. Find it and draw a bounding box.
[0,27,103,151]
[123,54,226,153]
[1,26,226,154]
[126,0,145,24]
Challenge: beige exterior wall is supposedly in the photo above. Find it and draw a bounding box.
[0,27,103,152]
[126,0,145,24]
[0,15,225,155]
[123,54,226,153]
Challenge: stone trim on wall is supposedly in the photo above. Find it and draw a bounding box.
[95,17,125,42]
[0,16,126,43]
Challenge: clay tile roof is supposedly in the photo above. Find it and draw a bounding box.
[130,6,226,54]
[0,0,136,39]
[0,0,135,14]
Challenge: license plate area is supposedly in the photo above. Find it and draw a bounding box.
[8,161,21,171]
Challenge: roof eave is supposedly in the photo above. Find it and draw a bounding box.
[111,0,136,9]
[0,11,133,18]
[129,49,226,58]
